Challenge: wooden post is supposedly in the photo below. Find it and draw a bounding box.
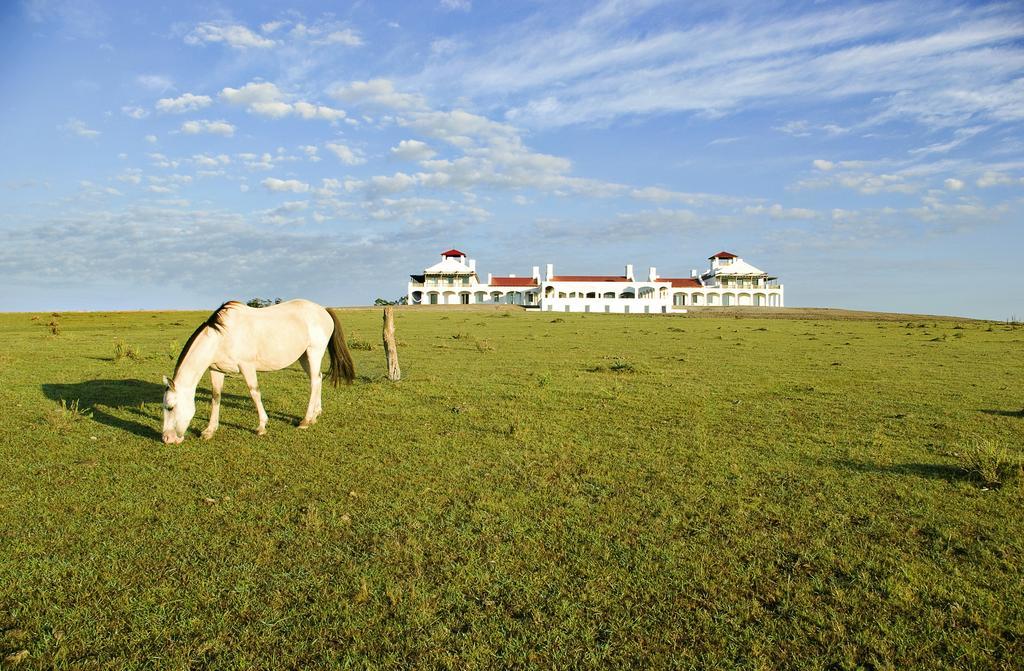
[383,306,400,381]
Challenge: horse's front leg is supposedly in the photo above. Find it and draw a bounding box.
[240,364,269,436]
[201,370,225,440]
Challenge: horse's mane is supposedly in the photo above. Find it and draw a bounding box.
[174,301,240,375]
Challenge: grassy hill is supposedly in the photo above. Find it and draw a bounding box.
[1,307,1022,669]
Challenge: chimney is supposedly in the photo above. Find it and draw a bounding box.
[509,273,517,278]
[625,264,634,281]
[648,266,657,282]
[532,266,540,281]
[468,258,476,272]
[487,273,493,284]
[690,269,698,278]
[545,263,554,281]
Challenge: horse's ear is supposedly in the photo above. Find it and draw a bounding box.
[163,376,174,390]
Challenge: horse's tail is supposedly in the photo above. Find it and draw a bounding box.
[326,308,356,386]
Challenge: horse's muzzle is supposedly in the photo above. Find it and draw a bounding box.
[162,432,183,445]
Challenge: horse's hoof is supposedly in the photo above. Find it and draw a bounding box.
[256,428,267,437]
[201,430,215,440]
[297,422,311,429]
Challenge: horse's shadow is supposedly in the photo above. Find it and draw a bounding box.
[42,379,165,439]
[980,408,1024,418]
[41,379,295,440]
[832,458,972,483]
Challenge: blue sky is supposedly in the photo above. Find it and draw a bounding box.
[1,0,1022,318]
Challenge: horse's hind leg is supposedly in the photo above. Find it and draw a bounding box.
[201,369,225,440]
[239,364,269,436]
[298,346,324,429]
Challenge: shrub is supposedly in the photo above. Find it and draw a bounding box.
[588,359,638,374]
[45,399,91,433]
[114,340,143,361]
[609,360,637,373]
[959,437,1023,488]
[348,339,374,351]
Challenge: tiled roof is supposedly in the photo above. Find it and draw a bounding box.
[660,278,702,288]
[441,248,466,257]
[491,277,538,287]
[709,251,738,259]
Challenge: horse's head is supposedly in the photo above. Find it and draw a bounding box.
[161,376,194,444]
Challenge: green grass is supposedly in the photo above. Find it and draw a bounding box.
[1,307,1023,669]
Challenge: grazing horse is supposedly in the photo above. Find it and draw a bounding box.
[162,299,354,444]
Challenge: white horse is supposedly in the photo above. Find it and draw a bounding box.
[161,299,354,444]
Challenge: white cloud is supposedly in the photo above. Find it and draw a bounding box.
[977,171,1014,188]
[181,120,235,137]
[401,109,517,147]
[136,74,173,92]
[329,79,426,111]
[292,102,346,121]
[415,2,1024,129]
[629,186,747,206]
[369,173,418,194]
[909,126,989,156]
[813,159,834,171]
[299,145,321,163]
[192,153,231,168]
[185,22,276,49]
[261,21,284,34]
[145,134,158,144]
[321,29,363,46]
[440,0,471,11]
[262,178,310,193]
[745,203,819,220]
[777,121,850,138]
[156,93,212,114]
[325,142,366,165]
[121,106,148,119]
[116,169,142,184]
[250,101,294,119]
[944,178,965,191]
[220,82,284,106]
[60,118,100,139]
[220,82,346,121]
[390,139,436,161]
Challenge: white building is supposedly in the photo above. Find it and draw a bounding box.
[407,249,783,313]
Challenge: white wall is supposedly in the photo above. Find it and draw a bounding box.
[540,297,673,314]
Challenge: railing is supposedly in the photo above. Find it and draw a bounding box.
[409,281,472,289]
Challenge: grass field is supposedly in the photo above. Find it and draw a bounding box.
[1,306,1022,669]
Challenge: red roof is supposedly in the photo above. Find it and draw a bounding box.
[660,278,702,288]
[709,251,737,259]
[441,248,466,257]
[490,277,538,287]
[549,275,629,282]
